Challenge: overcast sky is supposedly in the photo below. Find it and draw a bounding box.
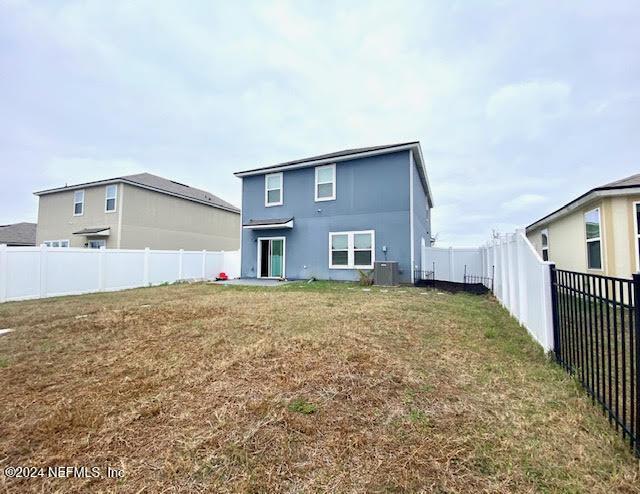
[1,1,638,246]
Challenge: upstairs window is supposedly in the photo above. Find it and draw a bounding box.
[585,208,602,270]
[73,190,84,216]
[541,229,549,261]
[315,164,336,201]
[329,230,375,269]
[265,173,283,207]
[105,184,117,212]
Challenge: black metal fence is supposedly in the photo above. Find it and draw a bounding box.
[550,266,640,456]
[414,263,494,295]
[463,265,494,292]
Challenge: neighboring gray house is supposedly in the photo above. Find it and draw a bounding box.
[235,142,434,283]
[0,222,37,246]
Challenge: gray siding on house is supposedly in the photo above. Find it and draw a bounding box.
[411,152,430,272]
[241,151,414,282]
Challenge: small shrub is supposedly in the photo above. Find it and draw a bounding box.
[288,398,317,415]
[484,328,497,339]
[357,270,374,286]
[0,357,8,368]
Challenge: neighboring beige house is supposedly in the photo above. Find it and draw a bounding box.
[526,173,640,278]
[34,173,240,250]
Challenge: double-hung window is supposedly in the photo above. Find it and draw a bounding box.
[315,164,336,201]
[585,208,602,270]
[329,230,375,269]
[541,228,549,261]
[73,190,84,216]
[105,184,117,212]
[265,173,283,207]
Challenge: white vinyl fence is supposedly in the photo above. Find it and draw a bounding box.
[423,230,555,352]
[422,246,485,283]
[0,245,240,303]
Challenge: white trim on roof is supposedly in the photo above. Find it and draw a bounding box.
[526,186,640,232]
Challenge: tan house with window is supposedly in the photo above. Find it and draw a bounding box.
[526,173,640,278]
[34,173,240,250]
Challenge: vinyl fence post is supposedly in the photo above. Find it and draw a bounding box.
[550,263,560,361]
[632,272,640,456]
[178,249,184,280]
[517,231,528,326]
[0,244,7,303]
[143,248,150,285]
[201,250,207,280]
[39,244,48,299]
[448,247,454,282]
[98,246,106,291]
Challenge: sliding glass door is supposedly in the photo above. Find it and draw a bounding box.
[258,237,285,278]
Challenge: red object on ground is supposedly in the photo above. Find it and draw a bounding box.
[217,272,228,280]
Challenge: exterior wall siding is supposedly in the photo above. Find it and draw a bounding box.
[36,183,240,251]
[411,152,430,274]
[240,151,414,282]
[119,185,240,250]
[526,194,640,278]
[36,184,122,248]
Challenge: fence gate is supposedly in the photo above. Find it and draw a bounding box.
[550,266,640,456]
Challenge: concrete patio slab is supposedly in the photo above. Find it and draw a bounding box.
[210,278,294,287]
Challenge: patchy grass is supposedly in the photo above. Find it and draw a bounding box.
[287,398,318,415]
[0,282,639,493]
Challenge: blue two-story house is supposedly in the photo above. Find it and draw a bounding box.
[234,142,434,283]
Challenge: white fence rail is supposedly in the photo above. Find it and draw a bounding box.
[422,246,485,283]
[0,245,240,303]
[423,230,554,352]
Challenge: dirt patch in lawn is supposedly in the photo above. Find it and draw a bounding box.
[0,282,639,493]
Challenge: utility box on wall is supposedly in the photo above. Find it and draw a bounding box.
[373,261,399,286]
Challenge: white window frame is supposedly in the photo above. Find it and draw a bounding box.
[73,190,85,216]
[584,207,603,271]
[541,228,549,262]
[633,201,640,271]
[88,239,106,249]
[329,230,375,269]
[43,240,69,248]
[315,163,336,202]
[105,184,117,213]
[264,172,283,207]
[256,236,286,279]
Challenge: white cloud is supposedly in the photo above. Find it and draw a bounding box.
[501,193,548,212]
[486,81,572,140]
[1,1,639,247]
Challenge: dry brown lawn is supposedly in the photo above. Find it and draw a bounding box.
[0,281,639,493]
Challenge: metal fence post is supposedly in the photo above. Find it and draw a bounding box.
[549,263,560,361]
[633,272,640,456]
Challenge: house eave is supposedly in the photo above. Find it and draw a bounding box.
[526,186,640,232]
[34,179,240,214]
[234,142,434,208]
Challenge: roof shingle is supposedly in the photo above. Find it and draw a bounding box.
[0,222,37,246]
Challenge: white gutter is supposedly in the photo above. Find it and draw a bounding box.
[526,186,640,232]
